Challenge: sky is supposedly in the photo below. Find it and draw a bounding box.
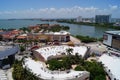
[0,0,120,19]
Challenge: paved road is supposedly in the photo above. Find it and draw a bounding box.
[86,42,107,55]
[70,36,81,45]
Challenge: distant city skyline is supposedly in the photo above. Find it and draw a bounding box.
[0,0,120,19]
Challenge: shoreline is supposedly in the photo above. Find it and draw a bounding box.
[56,21,120,30]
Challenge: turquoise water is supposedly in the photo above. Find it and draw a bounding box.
[0,19,114,38]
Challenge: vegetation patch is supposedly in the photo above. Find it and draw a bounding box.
[76,35,98,43]
[57,19,120,30]
[49,25,69,32]
[46,49,106,80]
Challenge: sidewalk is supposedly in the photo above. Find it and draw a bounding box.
[70,36,81,45]
[86,42,107,55]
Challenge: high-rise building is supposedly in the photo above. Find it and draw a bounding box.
[76,16,82,22]
[95,15,111,23]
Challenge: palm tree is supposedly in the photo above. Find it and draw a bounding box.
[66,48,73,55]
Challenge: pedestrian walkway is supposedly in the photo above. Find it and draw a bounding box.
[86,42,107,55]
[70,36,81,45]
[0,70,8,80]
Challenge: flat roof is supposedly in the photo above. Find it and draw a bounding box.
[24,58,89,80]
[105,31,120,36]
[0,45,19,58]
[0,46,13,51]
[45,31,70,35]
[0,31,9,35]
[35,45,88,61]
[99,54,120,80]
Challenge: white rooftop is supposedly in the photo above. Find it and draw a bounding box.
[45,31,70,35]
[99,54,120,80]
[20,34,27,36]
[24,58,89,80]
[0,46,13,52]
[105,31,120,35]
[35,45,88,61]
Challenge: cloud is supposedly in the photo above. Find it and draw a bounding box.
[0,6,119,18]
[109,5,118,10]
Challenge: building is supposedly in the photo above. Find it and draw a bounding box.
[45,31,70,42]
[24,58,90,80]
[33,45,90,62]
[0,32,7,41]
[28,31,70,42]
[103,31,120,50]
[81,18,95,23]
[95,15,111,23]
[111,18,120,23]
[76,16,82,22]
[25,45,90,80]
[0,43,19,69]
[0,30,22,41]
[16,34,27,40]
[99,53,120,80]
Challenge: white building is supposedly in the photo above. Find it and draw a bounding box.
[28,31,70,42]
[99,53,120,80]
[26,45,90,80]
[24,58,90,80]
[103,31,120,50]
[34,45,89,61]
[76,16,82,22]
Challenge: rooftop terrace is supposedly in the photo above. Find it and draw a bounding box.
[35,45,88,61]
[99,53,120,80]
[24,58,89,80]
[105,31,120,36]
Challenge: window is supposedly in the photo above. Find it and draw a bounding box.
[103,35,108,40]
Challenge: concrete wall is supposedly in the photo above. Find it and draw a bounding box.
[33,51,45,62]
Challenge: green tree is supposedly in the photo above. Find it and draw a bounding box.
[47,59,63,70]
[66,48,73,55]
[62,56,72,69]
[20,46,25,52]
[83,61,106,80]
[75,65,85,71]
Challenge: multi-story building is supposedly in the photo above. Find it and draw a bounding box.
[27,31,70,42]
[76,16,82,22]
[103,31,120,50]
[111,18,120,23]
[0,30,22,41]
[95,15,111,23]
[102,31,120,80]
